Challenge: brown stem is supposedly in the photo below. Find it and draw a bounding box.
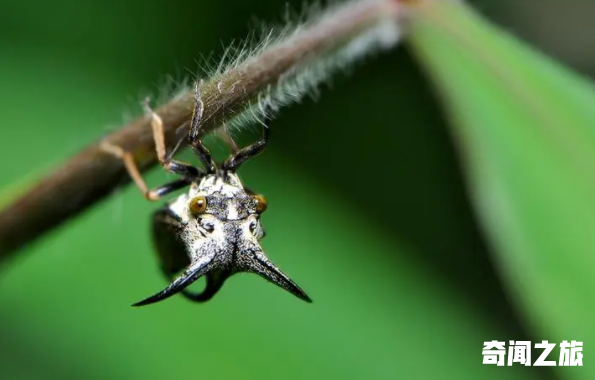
[0,0,406,263]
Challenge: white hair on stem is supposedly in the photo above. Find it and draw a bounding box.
[0,0,409,261]
[157,0,403,138]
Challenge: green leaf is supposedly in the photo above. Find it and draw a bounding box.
[409,1,594,378]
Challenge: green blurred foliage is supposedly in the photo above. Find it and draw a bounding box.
[0,0,588,379]
[410,3,595,379]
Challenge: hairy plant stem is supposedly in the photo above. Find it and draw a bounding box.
[0,0,408,263]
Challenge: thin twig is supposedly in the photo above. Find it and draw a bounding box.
[0,0,407,262]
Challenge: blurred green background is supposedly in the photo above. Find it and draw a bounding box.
[0,0,592,379]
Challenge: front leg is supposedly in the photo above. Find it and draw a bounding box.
[100,99,201,200]
[142,99,202,178]
[222,125,270,171]
[188,81,217,173]
[99,142,192,201]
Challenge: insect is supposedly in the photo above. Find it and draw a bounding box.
[102,82,311,306]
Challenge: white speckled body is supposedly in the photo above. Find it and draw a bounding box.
[136,171,311,306]
[168,172,265,268]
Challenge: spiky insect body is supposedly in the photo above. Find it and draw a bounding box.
[104,82,310,306]
[140,171,311,306]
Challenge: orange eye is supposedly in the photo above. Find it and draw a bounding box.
[189,196,207,215]
[253,194,267,213]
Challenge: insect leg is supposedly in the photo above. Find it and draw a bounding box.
[142,100,202,178]
[150,178,192,199]
[222,125,270,171]
[188,81,217,173]
[101,98,202,200]
[100,141,193,201]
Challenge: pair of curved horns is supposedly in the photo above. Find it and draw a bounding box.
[133,249,311,307]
